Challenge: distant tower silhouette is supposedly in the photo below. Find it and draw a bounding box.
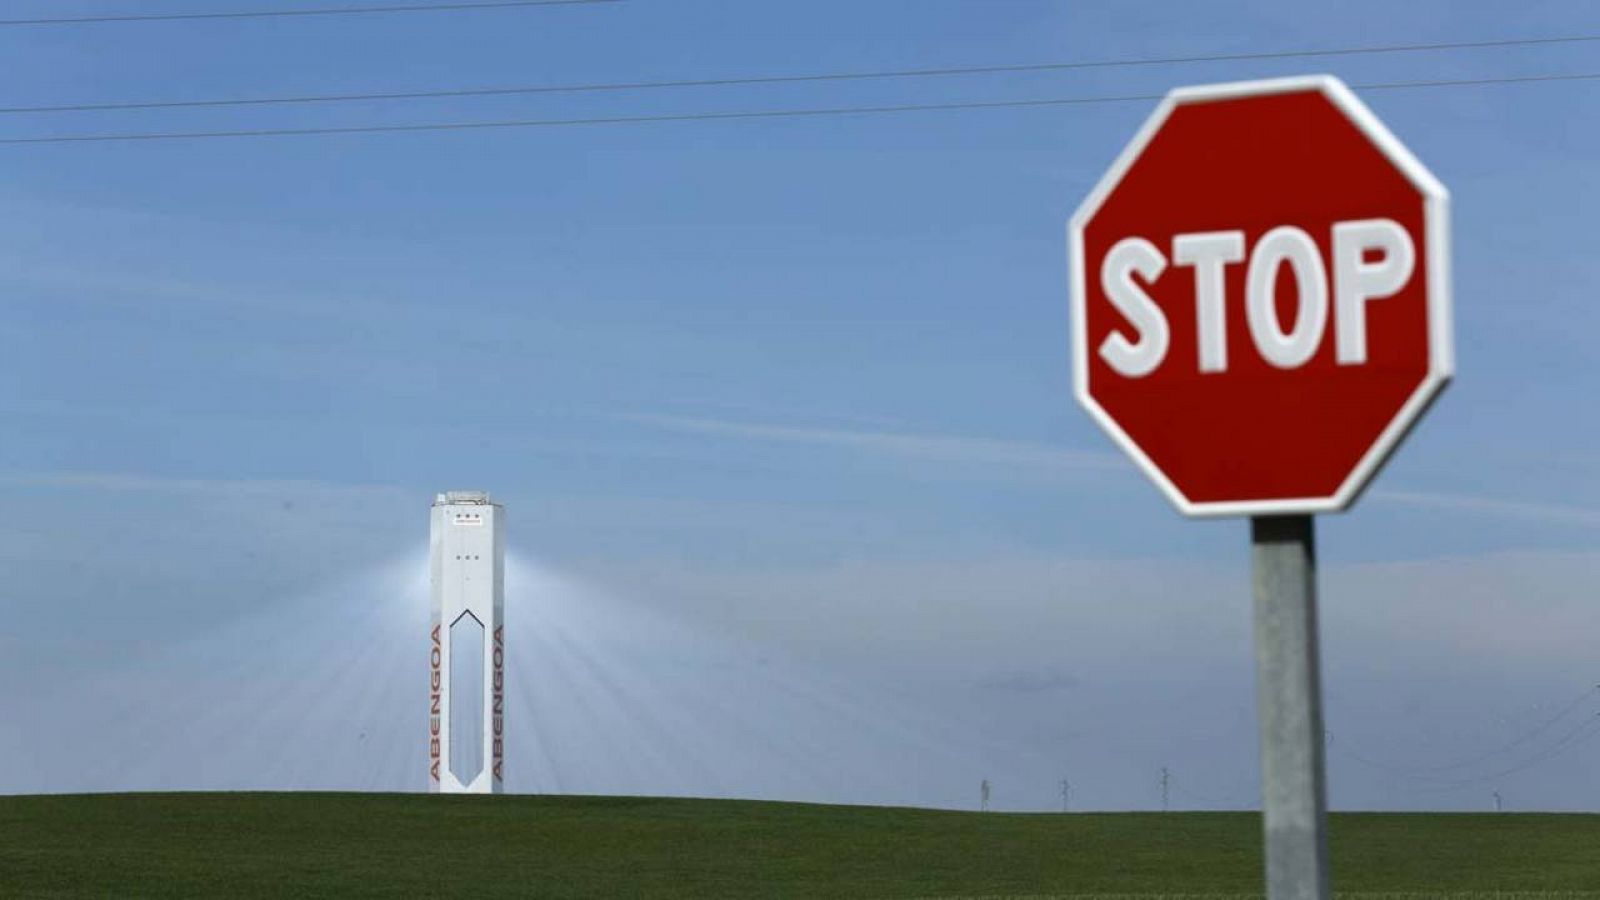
[1060,778,1071,813]
[980,779,991,812]
[1493,790,1503,812]
[1160,767,1170,812]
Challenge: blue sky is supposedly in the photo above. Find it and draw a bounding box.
[2,0,1599,811]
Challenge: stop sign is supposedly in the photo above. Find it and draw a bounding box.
[1070,75,1451,517]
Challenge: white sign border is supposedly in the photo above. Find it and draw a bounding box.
[1068,74,1452,519]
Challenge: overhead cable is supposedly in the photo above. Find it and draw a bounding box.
[1402,713,1600,793]
[1406,683,1600,774]
[3,72,1597,146]
[1328,683,1600,776]
[1326,683,1600,788]
[4,32,1598,113]
[0,0,621,27]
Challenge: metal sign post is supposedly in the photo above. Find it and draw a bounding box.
[1251,515,1329,899]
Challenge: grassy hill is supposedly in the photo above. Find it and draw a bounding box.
[1,793,1597,898]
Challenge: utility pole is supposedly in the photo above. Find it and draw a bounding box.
[1161,767,1170,812]
[1060,778,1070,813]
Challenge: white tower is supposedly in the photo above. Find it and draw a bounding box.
[429,490,505,794]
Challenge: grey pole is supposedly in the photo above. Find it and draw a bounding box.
[1251,515,1330,900]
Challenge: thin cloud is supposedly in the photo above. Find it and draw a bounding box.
[0,470,406,499]
[626,412,1122,472]
[976,669,1081,694]
[1373,488,1600,528]
[627,414,1600,527]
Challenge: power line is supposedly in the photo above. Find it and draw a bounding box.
[0,91,1171,144]
[5,32,1599,114]
[1405,683,1600,774]
[1326,683,1600,777]
[0,0,620,27]
[1166,771,1255,808]
[2,71,1595,146]
[1405,712,1600,793]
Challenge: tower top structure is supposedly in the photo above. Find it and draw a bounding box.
[435,490,497,506]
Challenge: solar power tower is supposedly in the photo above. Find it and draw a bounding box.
[429,491,505,794]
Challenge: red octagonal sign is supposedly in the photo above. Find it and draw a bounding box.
[1070,76,1451,517]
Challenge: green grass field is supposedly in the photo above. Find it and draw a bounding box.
[1,793,1596,898]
